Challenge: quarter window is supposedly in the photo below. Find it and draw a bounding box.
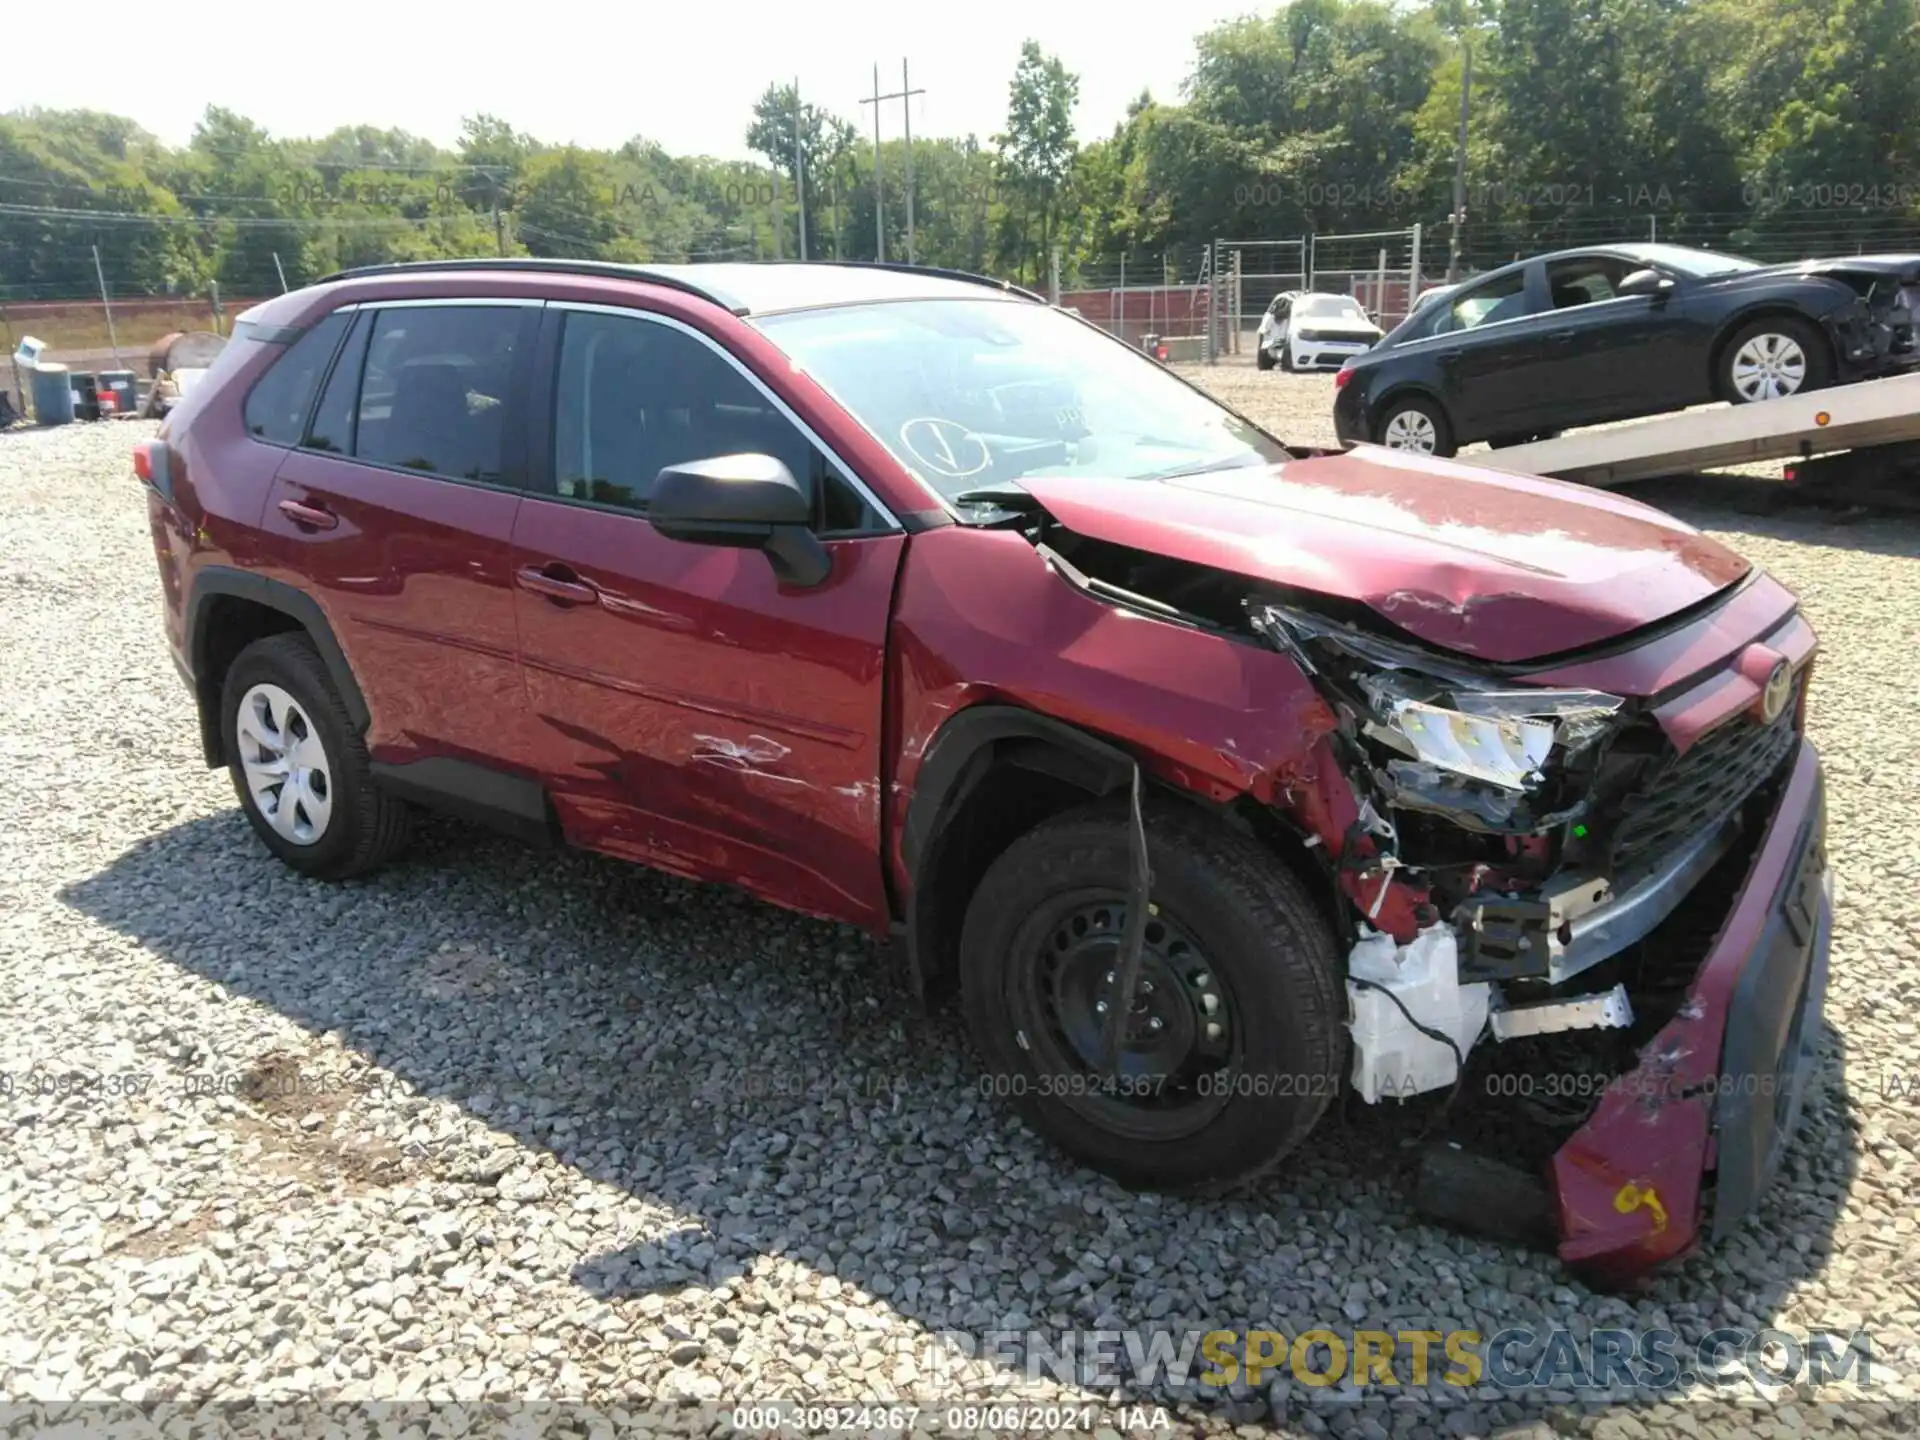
[550,310,883,534]
[242,310,351,445]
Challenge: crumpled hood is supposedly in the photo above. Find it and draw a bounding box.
[1020,447,1752,663]
[1717,254,1920,286]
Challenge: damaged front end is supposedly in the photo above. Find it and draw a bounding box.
[1000,465,1827,1283]
[1247,597,1829,1284]
[1816,263,1920,367]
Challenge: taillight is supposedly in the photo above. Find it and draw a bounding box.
[134,440,173,501]
[1334,364,1355,389]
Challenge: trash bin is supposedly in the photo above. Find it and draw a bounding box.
[30,363,75,426]
[97,369,137,418]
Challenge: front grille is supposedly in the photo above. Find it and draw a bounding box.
[1608,682,1801,879]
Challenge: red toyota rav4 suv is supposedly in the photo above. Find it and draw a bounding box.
[138,259,1830,1284]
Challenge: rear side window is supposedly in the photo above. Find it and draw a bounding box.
[351,306,532,483]
[1434,270,1531,334]
[242,311,352,445]
[304,312,372,455]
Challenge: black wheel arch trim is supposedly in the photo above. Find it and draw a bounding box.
[899,704,1137,997]
[186,566,369,765]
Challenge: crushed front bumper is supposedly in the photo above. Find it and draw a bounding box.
[1549,738,1830,1286]
[1292,340,1372,370]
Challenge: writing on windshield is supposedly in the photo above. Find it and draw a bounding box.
[754,299,1289,503]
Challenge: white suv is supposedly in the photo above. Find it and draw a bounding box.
[1257,292,1384,372]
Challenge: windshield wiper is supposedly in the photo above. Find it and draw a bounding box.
[1141,455,1270,481]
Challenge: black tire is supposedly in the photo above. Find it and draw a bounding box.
[1256,346,1276,371]
[1412,1145,1557,1251]
[1717,315,1832,404]
[220,633,411,880]
[960,799,1345,1194]
[1375,394,1456,457]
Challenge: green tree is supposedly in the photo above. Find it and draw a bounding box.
[995,40,1080,284]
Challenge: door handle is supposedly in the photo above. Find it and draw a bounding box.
[1549,329,1577,342]
[277,498,338,531]
[516,564,599,606]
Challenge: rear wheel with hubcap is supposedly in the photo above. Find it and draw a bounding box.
[1376,395,1455,457]
[961,800,1345,1192]
[221,633,411,879]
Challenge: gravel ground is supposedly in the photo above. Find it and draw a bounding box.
[2,400,1918,1438]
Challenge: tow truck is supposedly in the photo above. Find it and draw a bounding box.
[1470,369,1920,502]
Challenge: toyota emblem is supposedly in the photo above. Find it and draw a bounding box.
[1760,659,1793,724]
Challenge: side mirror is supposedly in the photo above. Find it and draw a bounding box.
[647,452,830,588]
[1618,268,1675,299]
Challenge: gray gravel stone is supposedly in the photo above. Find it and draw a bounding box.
[1,399,1915,1437]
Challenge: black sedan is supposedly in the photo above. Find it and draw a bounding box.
[1332,242,1920,456]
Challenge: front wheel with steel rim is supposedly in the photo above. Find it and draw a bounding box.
[220,633,411,879]
[960,799,1346,1193]
[1719,316,1831,404]
[1375,395,1455,457]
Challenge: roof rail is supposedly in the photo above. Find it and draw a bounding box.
[810,260,1047,304]
[309,256,1047,312]
[310,257,743,312]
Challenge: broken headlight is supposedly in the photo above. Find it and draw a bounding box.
[1249,601,1625,831]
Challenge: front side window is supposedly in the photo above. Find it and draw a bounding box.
[350,306,530,483]
[1627,245,1759,279]
[550,311,883,533]
[242,310,351,445]
[1547,257,1635,308]
[755,299,1290,502]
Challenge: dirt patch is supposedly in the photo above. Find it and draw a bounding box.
[224,1048,412,1191]
[107,1207,220,1261]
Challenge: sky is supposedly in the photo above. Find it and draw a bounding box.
[17,0,1263,159]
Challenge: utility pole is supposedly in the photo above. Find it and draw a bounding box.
[1447,38,1472,283]
[771,159,783,260]
[861,65,886,261]
[861,60,926,264]
[92,244,124,370]
[901,59,921,264]
[794,76,809,261]
[482,168,508,257]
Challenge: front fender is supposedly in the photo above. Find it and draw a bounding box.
[884,527,1418,967]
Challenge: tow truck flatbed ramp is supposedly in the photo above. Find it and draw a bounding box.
[1472,368,1920,486]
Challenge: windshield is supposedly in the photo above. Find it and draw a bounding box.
[754,299,1289,502]
[1298,295,1369,321]
[1626,244,1761,278]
